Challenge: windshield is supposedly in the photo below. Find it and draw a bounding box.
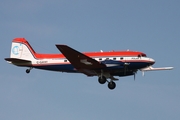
[138,53,147,57]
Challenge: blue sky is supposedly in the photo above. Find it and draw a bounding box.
[1,0,180,120]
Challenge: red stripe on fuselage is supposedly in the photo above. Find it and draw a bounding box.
[13,38,146,59]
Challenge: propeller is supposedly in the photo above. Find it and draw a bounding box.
[134,73,136,80]
[142,71,145,76]
[124,66,127,75]
[124,63,130,75]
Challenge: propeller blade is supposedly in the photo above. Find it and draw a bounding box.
[133,71,137,81]
[124,66,126,75]
[142,71,145,76]
[124,63,130,75]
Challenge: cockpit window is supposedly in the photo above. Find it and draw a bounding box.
[141,54,147,57]
[138,54,147,57]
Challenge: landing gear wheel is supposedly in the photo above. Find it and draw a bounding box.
[26,69,30,74]
[108,81,116,90]
[98,76,106,84]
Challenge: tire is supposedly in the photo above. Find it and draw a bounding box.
[26,69,30,74]
[98,76,106,84]
[108,81,116,90]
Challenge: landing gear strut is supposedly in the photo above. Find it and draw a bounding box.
[26,67,32,74]
[98,76,116,90]
[98,70,117,90]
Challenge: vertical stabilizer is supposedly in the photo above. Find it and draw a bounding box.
[10,38,36,60]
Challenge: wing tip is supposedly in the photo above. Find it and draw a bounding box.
[165,67,174,70]
[55,44,67,47]
[56,44,67,50]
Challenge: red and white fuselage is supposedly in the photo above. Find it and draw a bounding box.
[5,38,173,90]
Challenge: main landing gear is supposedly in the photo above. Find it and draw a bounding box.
[108,81,116,90]
[98,76,106,84]
[26,67,33,74]
[98,76,116,90]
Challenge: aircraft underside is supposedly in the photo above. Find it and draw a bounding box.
[24,63,143,90]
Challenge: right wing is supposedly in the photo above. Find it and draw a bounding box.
[140,66,173,71]
[140,66,173,76]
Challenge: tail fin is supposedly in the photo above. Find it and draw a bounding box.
[10,38,36,60]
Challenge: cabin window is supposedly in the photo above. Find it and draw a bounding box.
[99,58,102,61]
[64,59,67,62]
[113,58,116,60]
[106,58,109,60]
[120,57,123,60]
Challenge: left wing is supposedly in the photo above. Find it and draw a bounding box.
[56,45,106,75]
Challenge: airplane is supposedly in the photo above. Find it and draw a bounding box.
[5,38,173,90]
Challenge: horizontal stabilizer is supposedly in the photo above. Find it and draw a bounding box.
[5,58,31,63]
[140,66,173,71]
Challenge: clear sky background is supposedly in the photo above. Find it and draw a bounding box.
[0,0,180,120]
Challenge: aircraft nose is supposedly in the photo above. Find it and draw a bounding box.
[149,58,155,65]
